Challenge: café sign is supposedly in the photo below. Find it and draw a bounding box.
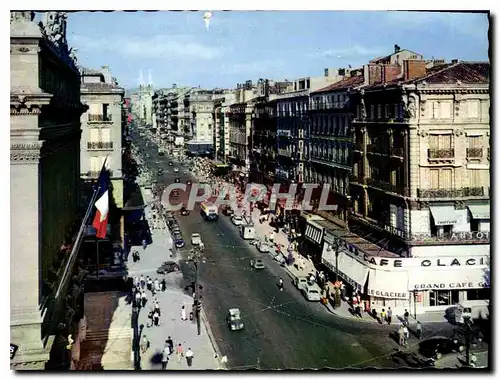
[413,281,489,290]
[367,289,408,299]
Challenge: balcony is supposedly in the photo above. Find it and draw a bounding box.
[466,147,483,159]
[88,114,112,123]
[87,141,114,150]
[366,178,409,196]
[367,144,389,155]
[417,187,485,199]
[428,148,454,160]
[409,231,490,246]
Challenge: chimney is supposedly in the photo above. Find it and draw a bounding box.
[394,44,401,53]
[382,64,402,83]
[403,60,426,81]
[451,59,459,64]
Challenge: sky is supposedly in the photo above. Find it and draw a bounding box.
[62,11,490,90]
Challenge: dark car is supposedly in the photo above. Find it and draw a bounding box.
[157,261,180,274]
[418,336,464,359]
[180,206,190,216]
[173,232,185,248]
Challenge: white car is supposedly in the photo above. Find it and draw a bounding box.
[231,216,244,226]
[257,241,271,253]
[174,167,179,173]
[191,233,202,246]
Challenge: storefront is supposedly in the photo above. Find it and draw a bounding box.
[321,229,490,316]
[299,214,326,265]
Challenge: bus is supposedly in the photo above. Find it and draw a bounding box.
[200,202,218,221]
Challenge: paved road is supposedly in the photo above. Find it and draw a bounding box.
[131,131,454,370]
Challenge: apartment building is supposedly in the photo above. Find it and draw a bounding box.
[80,66,125,237]
[213,90,236,161]
[314,55,490,317]
[306,69,364,223]
[275,72,345,184]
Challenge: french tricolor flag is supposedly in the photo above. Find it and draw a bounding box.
[92,160,110,239]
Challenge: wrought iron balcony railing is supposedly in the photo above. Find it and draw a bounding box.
[466,147,483,158]
[428,148,454,159]
[366,178,409,196]
[417,187,484,198]
[367,144,389,155]
[88,114,112,122]
[87,141,114,150]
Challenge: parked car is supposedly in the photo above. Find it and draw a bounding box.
[301,283,322,302]
[227,308,244,331]
[418,337,465,359]
[231,216,244,226]
[257,241,271,253]
[156,261,180,274]
[294,276,308,291]
[191,233,202,246]
[173,233,185,248]
[86,266,128,282]
[180,206,190,216]
[250,259,265,270]
[171,225,181,234]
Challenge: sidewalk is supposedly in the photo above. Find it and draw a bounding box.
[434,349,489,369]
[126,188,221,371]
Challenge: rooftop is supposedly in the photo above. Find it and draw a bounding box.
[81,82,125,93]
[81,67,103,76]
[312,75,364,94]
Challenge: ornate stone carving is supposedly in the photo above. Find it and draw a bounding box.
[407,96,416,118]
[416,129,429,138]
[10,142,43,163]
[10,11,35,23]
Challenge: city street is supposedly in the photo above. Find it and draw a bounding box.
[131,131,456,370]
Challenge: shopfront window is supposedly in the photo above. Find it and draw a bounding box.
[466,288,490,301]
[429,290,460,306]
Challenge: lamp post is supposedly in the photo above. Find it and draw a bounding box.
[334,240,340,283]
[187,248,205,336]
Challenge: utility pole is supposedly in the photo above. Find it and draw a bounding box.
[188,247,203,336]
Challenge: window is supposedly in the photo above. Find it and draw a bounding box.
[468,136,481,148]
[384,104,390,118]
[466,288,490,301]
[429,169,452,189]
[377,104,382,119]
[431,102,440,118]
[370,104,375,119]
[440,102,452,118]
[429,290,460,307]
[89,128,100,142]
[357,105,361,119]
[429,134,452,149]
[469,169,481,187]
[467,100,480,118]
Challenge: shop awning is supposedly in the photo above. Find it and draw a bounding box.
[367,269,409,299]
[305,222,323,246]
[409,268,489,291]
[467,204,490,219]
[429,206,458,226]
[322,251,369,290]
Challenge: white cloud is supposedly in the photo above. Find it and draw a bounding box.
[308,44,386,59]
[69,34,224,61]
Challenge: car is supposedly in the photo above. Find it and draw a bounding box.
[191,233,202,246]
[174,168,179,173]
[301,283,322,302]
[171,225,181,234]
[250,259,265,270]
[418,337,465,359]
[169,162,173,166]
[222,206,234,216]
[175,178,180,183]
[86,266,128,282]
[231,216,244,226]
[156,260,180,274]
[227,308,244,331]
[257,241,271,253]
[180,206,190,216]
[294,276,308,291]
[174,237,185,248]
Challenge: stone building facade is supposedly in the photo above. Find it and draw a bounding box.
[10,11,88,369]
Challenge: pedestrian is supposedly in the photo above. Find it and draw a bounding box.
[404,309,409,325]
[140,275,146,289]
[154,278,160,292]
[141,291,148,307]
[398,326,405,346]
[185,348,194,367]
[416,321,422,339]
[147,310,153,328]
[161,278,167,292]
[140,335,149,354]
[161,347,169,370]
[403,325,409,345]
[176,343,184,363]
[154,301,161,316]
[142,238,148,250]
[133,276,139,288]
[166,336,174,355]
[380,309,386,324]
[387,307,392,325]
[181,305,187,321]
[134,291,141,308]
[147,277,152,291]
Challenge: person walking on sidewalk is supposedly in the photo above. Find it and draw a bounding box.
[176,343,184,363]
[404,309,410,325]
[140,335,149,354]
[165,337,174,355]
[161,347,169,370]
[153,311,160,327]
[380,309,387,325]
[147,277,153,291]
[387,307,393,325]
[161,278,167,292]
[416,321,422,339]
[398,326,405,347]
[185,348,194,367]
[403,325,409,346]
[181,305,187,321]
[142,238,148,250]
[141,290,148,308]
[140,275,146,289]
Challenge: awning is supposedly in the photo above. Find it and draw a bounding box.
[409,268,489,291]
[322,249,369,290]
[367,269,409,299]
[429,206,458,226]
[467,204,490,219]
[305,223,323,246]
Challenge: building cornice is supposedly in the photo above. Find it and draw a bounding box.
[10,142,43,163]
[10,91,52,115]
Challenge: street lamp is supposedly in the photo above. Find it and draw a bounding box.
[187,248,205,336]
